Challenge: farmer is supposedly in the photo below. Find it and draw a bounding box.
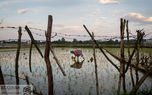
[70,49,84,62]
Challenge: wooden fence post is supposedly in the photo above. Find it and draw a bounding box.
[122,19,126,93]
[92,32,99,95]
[135,31,140,85]
[44,15,54,95]
[126,20,135,87]
[15,27,22,85]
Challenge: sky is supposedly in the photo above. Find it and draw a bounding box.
[0,0,152,41]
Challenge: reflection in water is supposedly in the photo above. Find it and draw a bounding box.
[71,59,85,69]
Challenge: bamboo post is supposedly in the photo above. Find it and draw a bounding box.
[15,27,22,85]
[135,31,140,85]
[126,20,135,87]
[50,45,66,76]
[118,18,126,94]
[83,25,120,72]
[44,15,54,95]
[122,19,126,93]
[29,43,33,72]
[25,26,43,58]
[92,32,99,95]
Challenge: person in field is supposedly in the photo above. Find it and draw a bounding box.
[70,49,84,62]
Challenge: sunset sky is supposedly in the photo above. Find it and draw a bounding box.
[0,0,152,41]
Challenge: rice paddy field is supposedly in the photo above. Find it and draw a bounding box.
[0,47,152,95]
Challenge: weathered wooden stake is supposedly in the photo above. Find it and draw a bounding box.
[92,32,99,95]
[15,27,22,85]
[122,19,126,93]
[29,42,33,72]
[25,26,43,58]
[135,31,140,85]
[126,20,135,87]
[44,15,54,95]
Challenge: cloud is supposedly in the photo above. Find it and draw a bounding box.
[0,0,23,7]
[124,12,152,24]
[17,9,30,14]
[99,0,119,4]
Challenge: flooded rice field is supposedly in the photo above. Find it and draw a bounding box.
[0,48,152,95]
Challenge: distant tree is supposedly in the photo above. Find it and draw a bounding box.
[73,39,78,44]
[61,37,65,42]
[58,39,61,42]
[115,40,118,43]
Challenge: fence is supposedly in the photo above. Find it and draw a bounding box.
[0,15,152,95]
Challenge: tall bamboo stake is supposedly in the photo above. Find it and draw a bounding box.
[118,18,126,94]
[126,20,135,87]
[15,27,22,85]
[44,15,54,95]
[135,31,140,84]
[92,32,99,95]
[122,19,126,93]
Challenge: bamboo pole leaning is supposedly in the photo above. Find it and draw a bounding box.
[126,20,135,87]
[50,45,66,76]
[83,25,120,72]
[92,32,99,95]
[25,26,43,73]
[25,26,43,58]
